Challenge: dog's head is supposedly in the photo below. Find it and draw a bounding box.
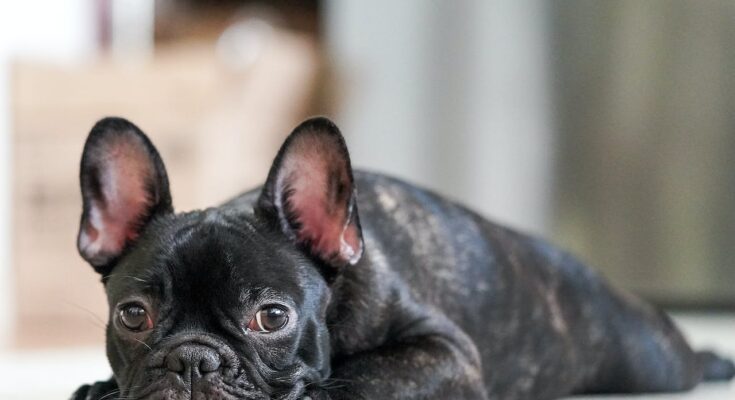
[76,117,363,399]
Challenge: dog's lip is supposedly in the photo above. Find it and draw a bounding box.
[127,381,270,400]
[125,366,276,400]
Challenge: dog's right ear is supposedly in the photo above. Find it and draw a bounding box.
[77,117,173,275]
[256,117,363,270]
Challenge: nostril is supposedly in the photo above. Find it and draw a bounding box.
[165,344,223,376]
[199,350,222,373]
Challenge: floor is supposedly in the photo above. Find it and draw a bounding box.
[0,313,732,399]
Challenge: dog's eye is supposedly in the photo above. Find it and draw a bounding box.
[247,306,288,333]
[119,304,153,332]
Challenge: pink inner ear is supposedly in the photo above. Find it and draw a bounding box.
[276,133,362,265]
[78,136,156,263]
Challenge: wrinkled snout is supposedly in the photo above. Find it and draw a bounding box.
[125,334,271,400]
[165,343,224,381]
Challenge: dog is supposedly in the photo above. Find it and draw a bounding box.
[71,116,734,400]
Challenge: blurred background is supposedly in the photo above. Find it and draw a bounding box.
[0,0,733,398]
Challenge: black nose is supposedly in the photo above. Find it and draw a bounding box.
[165,344,222,377]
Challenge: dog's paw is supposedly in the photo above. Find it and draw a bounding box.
[70,380,119,400]
[70,384,91,400]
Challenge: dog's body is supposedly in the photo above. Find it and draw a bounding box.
[72,117,733,400]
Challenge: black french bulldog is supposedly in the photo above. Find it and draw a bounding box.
[72,117,733,400]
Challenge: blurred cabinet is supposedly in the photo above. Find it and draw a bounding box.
[11,33,321,348]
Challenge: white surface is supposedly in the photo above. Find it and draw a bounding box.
[0,313,731,399]
[0,347,110,400]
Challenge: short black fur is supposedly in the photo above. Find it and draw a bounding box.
[72,116,734,400]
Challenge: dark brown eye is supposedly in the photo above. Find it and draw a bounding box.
[119,304,153,332]
[247,306,288,333]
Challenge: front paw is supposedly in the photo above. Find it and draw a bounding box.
[70,380,118,400]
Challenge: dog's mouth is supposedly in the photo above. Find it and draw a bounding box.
[117,335,307,400]
[121,369,310,400]
[123,375,274,400]
[121,365,309,400]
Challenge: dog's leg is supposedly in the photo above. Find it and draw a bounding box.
[579,292,732,394]
[70,378,118,400]
[308,333,488,400]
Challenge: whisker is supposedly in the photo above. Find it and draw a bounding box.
[98,389,121,400]
[104,273,150,284]
[131,337,153,352]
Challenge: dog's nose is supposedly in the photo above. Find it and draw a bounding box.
[165,344,222,376]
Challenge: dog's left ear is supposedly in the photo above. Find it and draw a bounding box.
[257,117,363,268]
[77,117,173,274]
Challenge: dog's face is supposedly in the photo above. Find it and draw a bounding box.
[103,212,330,399]
[76,117,363,399]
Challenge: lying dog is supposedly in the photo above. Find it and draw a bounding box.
[72,117,734,400]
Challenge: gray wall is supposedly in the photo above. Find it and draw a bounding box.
[325,0,735,306]
[551,0,735,305]
[325,0,555,236]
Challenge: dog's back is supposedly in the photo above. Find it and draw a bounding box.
[229,170,734,399]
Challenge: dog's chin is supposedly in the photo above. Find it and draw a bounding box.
[124,374,274,400]
[123,372,310,400]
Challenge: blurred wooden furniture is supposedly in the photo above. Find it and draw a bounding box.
[11,30,321,348]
